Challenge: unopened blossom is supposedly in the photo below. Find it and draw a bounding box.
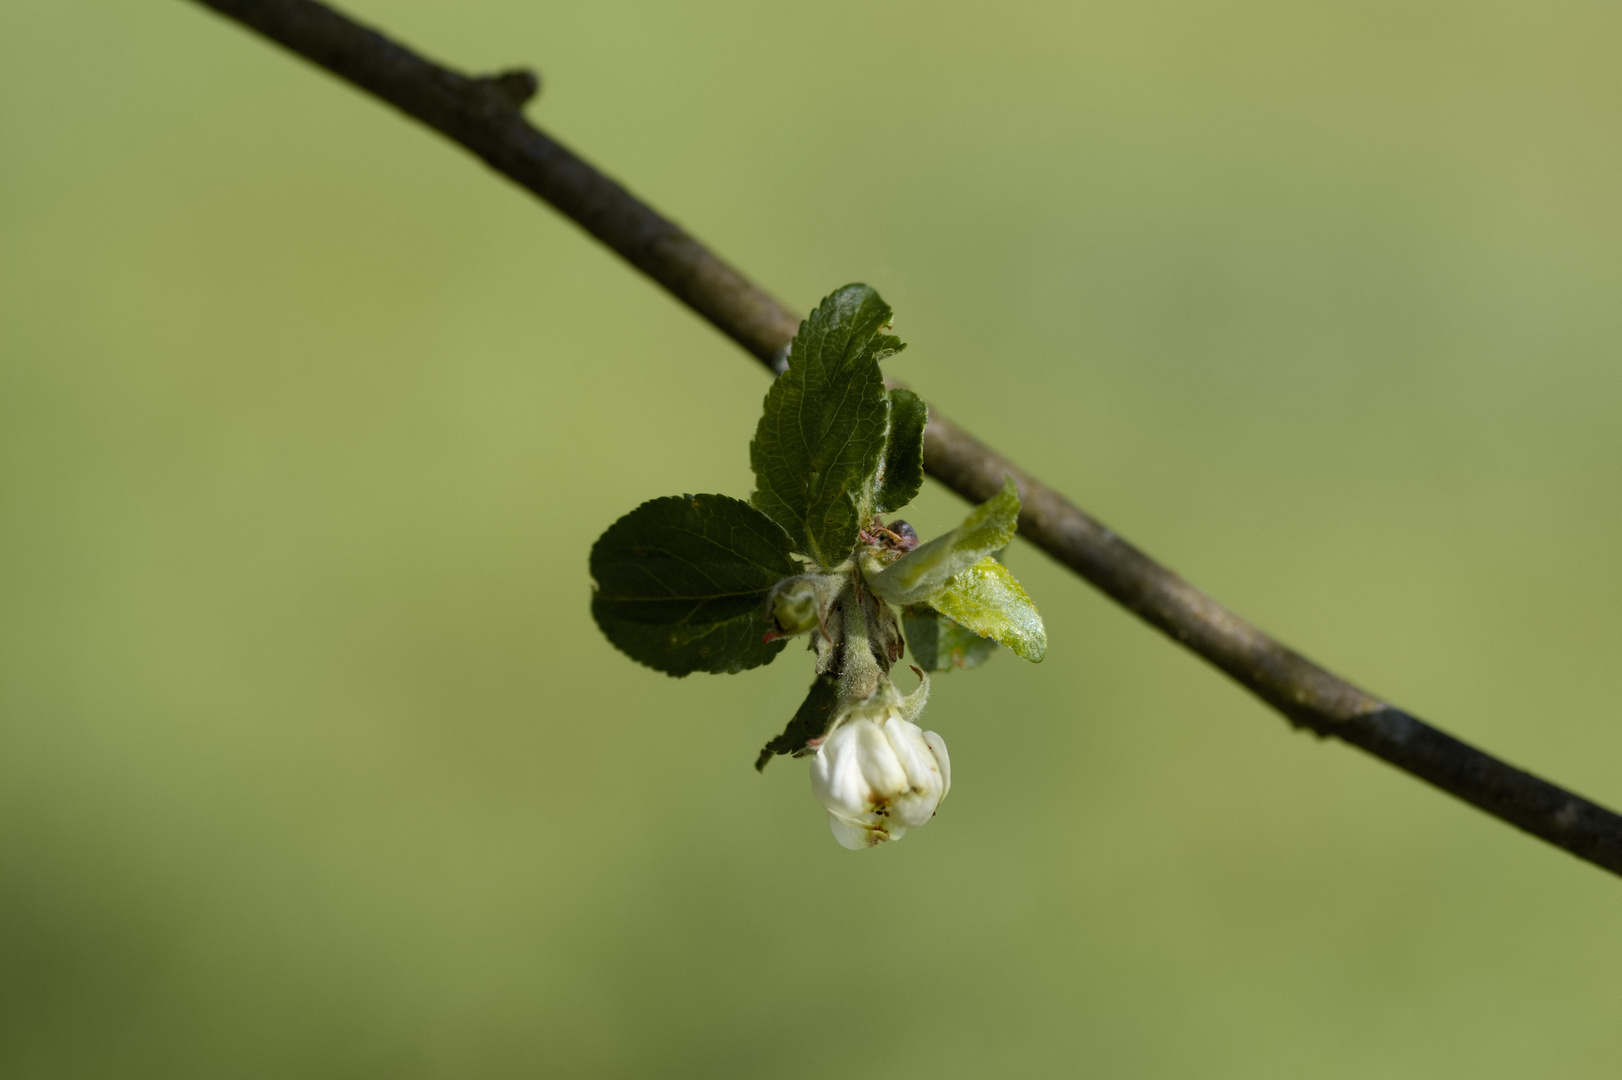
[809,702,950,850]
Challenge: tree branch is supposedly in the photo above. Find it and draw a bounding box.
[187,0,1622,877]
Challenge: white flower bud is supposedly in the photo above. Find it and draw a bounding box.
[809,704,951,850]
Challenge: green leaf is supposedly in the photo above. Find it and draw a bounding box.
[750,284,901,569]
[874,388,927,514]
[755,674,840,770]
[590,494,802,676]
[902,604,998,672]
[864,477,1021,606]
[930,556,1047,662]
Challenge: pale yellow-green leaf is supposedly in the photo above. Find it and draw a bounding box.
[929,556,1046,662]
[865,477,1021,605]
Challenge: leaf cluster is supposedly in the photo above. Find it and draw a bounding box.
[587,283,1045,758]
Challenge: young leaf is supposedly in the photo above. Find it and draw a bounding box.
[590,494,802,676]
[902,604,999,672]
[750,284,902,569]
[755,674,840,770]
[874,388,927,514]
[864,476,1021,606]
[930,556,1047,662]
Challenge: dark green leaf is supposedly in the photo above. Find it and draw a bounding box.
[755,674,840,770]
[590,494,801,676]
[874,388,927,514]
[750,284,902,569]
[902,604,999,672]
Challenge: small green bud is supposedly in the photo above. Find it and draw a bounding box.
[770,577,821,636]
[767,573,845,640]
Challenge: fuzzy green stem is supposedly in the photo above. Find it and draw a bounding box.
[836,584,883,709]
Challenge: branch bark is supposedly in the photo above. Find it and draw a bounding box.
[188,0,1622,877]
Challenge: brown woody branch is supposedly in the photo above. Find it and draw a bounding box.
[188,0,1622,877]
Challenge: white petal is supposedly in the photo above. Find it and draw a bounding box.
[890,793,938,829]
[884,719,938,787]
[923,730,951,802]
[884,720,944,828]
[810,724,871,818]
[852,718,910,801]
[827,813,875,850]
[827,812,906,850]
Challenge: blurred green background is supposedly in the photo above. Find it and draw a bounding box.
[4,1,1621,1076]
